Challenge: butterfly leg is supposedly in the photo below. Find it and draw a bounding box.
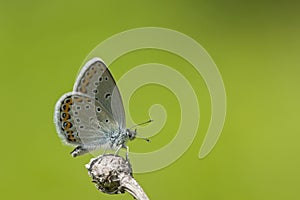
[102,145,109,155]
[70,146,88,157]
[114,145,129,160]
[114,145,122,155]
[124,145,129,161]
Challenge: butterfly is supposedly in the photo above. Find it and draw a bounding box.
[54,58,148,158]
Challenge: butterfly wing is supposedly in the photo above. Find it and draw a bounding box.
[54,92,118,150]
[73,58,126,129]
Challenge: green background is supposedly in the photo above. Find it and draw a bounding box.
[1,0,299,199]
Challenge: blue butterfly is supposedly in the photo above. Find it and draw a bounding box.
[54,58,147,158]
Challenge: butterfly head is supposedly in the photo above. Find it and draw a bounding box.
[126,129,137,141]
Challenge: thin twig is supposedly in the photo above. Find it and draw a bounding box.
[86,154,149,200]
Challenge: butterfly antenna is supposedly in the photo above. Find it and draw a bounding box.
[136,136,151,142]
[136,134,151,143]
[130,120,153,142]
[130,119,153,129]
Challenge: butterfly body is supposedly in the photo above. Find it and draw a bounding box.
[54,58,136,157]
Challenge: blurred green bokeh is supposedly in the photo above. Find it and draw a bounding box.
[1,1,299,199]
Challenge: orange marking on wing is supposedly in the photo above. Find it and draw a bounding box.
[67,131,76,142]
[79,68,98,93]
[91,67,97,74]
[82,74,91,90]
[80,87,87,93]
[62,98,73,112]
[63,112,70,120]
[74,96,83,103]
[61,98,74,129]
[64,122,70,131]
